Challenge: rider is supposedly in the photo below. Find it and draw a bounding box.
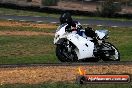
[59,12,97,39]
[59,12,84,36]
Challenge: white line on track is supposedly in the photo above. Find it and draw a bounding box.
[36,21,43,23]
[19,20,26,22]
[7,19,13,21]
[51,22,58,24]
[111,26,118,28]
[83,24,90,25]
[97,25,103,27]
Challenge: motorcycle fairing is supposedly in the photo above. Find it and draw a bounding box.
[54,24,68,44]
[67,33,94,60]
[95,30,108,39]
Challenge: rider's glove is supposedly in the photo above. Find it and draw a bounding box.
[65,25,72,32]
[65,28,72,32]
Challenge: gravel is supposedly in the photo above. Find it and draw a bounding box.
[0,65,132,84]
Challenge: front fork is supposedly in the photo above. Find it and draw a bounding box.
[67,41,72,52]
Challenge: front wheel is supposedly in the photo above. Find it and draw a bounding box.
[56,42,78,62]
[101,42,120,61]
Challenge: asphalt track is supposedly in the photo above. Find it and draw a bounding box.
[0,14,132,27]
[0,62,132,68]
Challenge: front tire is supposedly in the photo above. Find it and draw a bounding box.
[56,43,78,62]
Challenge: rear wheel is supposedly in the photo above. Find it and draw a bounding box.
[101,42,120,61]
[56,41,78,62]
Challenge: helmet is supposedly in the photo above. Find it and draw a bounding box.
[59,12,73,25]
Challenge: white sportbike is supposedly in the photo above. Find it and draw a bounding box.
[54,23,120,62]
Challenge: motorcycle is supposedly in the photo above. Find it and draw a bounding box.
[54,23,120,62]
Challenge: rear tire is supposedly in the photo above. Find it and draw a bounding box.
[102,42,120,61]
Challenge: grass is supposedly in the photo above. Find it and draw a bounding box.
[0,7,59,17]
[0,35,59,64]
[0,24,131,64]
[0,26,56,33]
[0,7,132,21]
[0,83,132,88]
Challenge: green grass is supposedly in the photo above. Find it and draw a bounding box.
[0,7,132,21]
[0,83,132,88]
[0,25,131,64]
[0,35,59,64]
[0,26,56,33]
[0,7,59,17]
